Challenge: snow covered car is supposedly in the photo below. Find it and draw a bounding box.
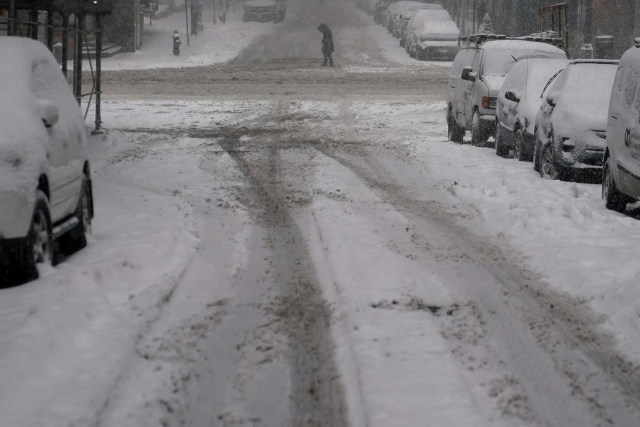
[391,2,443,43]
[603,43,640,212]
[242,0,277,22]
[383,1,441,36]
[533,60,618,181]
[0,38,93,279]
[404,9,459,61]
[447,37,567,146]
[496,57,568,160]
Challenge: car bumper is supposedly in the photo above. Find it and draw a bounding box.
[243,10,276,21]
[559,148,605,170]
[416,45,458,61]
[0,236,29,272]
[0,192,32,240]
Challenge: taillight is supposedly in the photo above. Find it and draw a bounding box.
[482,96,495,109]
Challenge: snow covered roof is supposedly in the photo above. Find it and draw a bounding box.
[481,39,566,55]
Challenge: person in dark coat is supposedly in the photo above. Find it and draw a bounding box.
[317,23,334,67]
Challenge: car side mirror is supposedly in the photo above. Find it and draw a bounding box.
[37,100,59,128]
[545,95,556,107]
[505,90,520,103]
[461,66,477,82]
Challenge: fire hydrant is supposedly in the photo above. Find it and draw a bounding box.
[172,31,181,56]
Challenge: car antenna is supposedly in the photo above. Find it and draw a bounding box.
[511,55,518,62]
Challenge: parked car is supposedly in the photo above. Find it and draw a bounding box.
[383,2,442,39]
[603,43,640,211]
[374,0,396,25]
[447,37,567,146]
[242,0,277,22]
[533,60,618,181]
[391,2,442,47]
[404,8,459,61]
[496,57,568,160]
[0,38,93,280]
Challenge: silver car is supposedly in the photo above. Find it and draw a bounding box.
[603,43,640,212]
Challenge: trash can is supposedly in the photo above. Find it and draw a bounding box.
[579,43,594,59]
[595,35,614,59]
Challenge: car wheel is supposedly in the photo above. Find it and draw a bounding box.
[533,130,541,171]
[514,129,530,161]
[603,157,630,213]
[471,111,487,146]
[448,111,464,143]
[495,126,510,157]
[59,176,92,255]
[23,191,53,279]
[539,144,560,179]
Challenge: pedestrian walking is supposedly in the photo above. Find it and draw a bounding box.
[317,23,334,67]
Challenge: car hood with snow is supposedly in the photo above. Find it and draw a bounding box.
[408,9,459,43]
[550,61,618,149]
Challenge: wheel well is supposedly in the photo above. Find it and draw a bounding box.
[83,161,91,178]
[37,175,50,200]
[513,121,521,133]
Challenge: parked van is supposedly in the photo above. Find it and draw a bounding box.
[603,41,640,212]
[447,36,566,146]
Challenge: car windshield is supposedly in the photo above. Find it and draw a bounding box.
[557,63,618,118]
[483,49,565,76]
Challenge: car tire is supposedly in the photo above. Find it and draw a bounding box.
[448,112,464,143]
[23,191,53,280]
[495,126,510,157]
[603,157,630,213]
[514,129,530,161]
[60,177,92,254]
[539,144,560,179]
[471,111,487,146]
[533,130,541,172]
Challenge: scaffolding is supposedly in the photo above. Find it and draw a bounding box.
[537,3,569,55]
[0,0,113,133]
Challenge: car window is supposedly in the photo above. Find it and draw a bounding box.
[472,49,482,73]
[482,48,564,76]
[540,68,563,97]
[31,57,63,101]
[632,75,640,114]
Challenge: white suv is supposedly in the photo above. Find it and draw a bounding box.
[447,36,566,146]
[0,38,93,281]
[603,41,640,212]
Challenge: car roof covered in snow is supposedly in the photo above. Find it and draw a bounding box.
[618,45,640,69]
[386,1,441,15]
[409,8,453,25]
[0,37,51,94]
[480,39,566,56]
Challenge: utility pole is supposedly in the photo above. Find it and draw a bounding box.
[184,0,190,45]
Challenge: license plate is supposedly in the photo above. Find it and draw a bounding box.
[438,48,448,53]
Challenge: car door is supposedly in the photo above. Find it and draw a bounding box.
[463,48,483,125]
[31,56,83,221]
[618,68,640,193]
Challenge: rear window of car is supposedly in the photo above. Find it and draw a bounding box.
[483,48,565,76]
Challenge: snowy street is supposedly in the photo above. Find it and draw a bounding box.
[2,0,640,426]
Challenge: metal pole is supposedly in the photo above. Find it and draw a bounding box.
[74,15,84,105]
[46,9,54,50]
[472,0,476,34]
[185,0,190,46]
[635,0,640,38]
[8,0,16,36]
[62,15,69,78]
[94,14,103,133]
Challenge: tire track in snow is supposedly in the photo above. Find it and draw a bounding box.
[308,140,640,426]
[217,100,349,426]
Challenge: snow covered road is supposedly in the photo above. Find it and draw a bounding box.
[2,0,640,425]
